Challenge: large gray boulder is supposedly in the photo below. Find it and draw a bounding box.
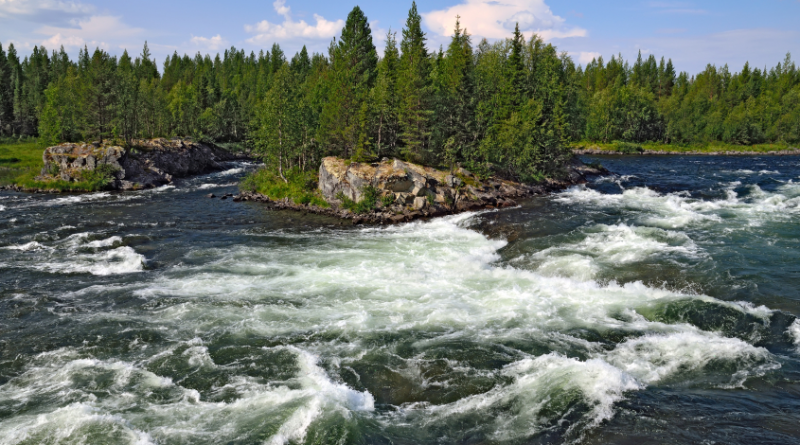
[318,157,531,215]
[39,138,239,190]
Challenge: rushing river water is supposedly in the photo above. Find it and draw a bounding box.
[1,156,800,444]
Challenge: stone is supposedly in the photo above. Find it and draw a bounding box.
[413,196,427,210]
[37,138,242,190]
[207,193,216,198]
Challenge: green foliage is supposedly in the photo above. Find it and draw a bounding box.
[613,141,644,154]
[2,9,800,189]
[77,163,119,189]
[381,193,396,207]
[240,167,328,207]
[0,140,44,185]
[337,185,378,213]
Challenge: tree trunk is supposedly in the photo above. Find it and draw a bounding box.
[278,121,288,183]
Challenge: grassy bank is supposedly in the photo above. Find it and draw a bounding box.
[0,140,116,192]
[572,141,798,154]
[0,140,45,186]
[240,167,329,207]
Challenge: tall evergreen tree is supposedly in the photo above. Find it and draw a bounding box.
[0,43,12,135]
[318,6,378,158]
[86,48,117,142]
[254,63,299,182]
[397,1,432,162]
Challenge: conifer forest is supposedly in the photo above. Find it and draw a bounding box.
[1,2,799,180]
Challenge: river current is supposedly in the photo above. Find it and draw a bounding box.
[1,155,799,444]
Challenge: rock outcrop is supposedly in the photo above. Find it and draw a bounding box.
[38,138,242,190]
[234,156,607,224]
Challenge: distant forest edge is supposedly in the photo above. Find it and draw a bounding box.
[1,2,799,180]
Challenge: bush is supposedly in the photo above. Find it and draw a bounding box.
[337,185,378,213]
[381,194,396,207]
[240,167,329,207]
[614,141,644,154]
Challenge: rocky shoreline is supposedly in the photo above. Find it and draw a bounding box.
[1,138,248,193]
[231,157,607,225]
[573,147,800,156]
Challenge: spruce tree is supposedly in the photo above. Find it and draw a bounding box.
[318,6,378,158]
[254,63,299,182]
[397,1,432,162]
[371,31,400,157]
[0,43,12,135]
[436,17,475,165]
[86,48,117,142]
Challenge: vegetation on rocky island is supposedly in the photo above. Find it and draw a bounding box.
[240,167,329,208]
[1,1,799,193]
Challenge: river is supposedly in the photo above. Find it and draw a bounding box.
[1,155,799,444]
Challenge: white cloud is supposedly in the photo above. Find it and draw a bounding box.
[190,34,227,51]
[244,0,344,44]
[574,51,601,64]
[423,0,586,41]
[37,15,144,50]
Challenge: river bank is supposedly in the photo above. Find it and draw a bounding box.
[572,141,800,156]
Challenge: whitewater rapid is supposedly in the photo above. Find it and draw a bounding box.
[1,157,799,444]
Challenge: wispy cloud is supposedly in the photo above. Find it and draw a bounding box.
[37,14,144,50]
[190,34,227,52]
[647,1,707,14]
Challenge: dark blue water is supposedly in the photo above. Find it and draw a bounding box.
[0,156,799,444]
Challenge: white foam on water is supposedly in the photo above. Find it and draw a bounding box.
[112,213,776,443]
[531,224,703,279]
[47,192,112,206]
[198,183,220,190]
[602,331,776,387]
[0,344,372,445]
[789,319,800,352]
[3,196,786,442]
[50,246,144,275]
[217,167,243,176]
[0,204,5,211]
[84,236,123,248]
[423,352,641,441]
[3,241,48,251]
[558,183,799,230]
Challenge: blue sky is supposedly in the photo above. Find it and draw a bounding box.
[1,0,799,74]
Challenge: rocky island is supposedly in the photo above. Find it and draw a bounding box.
[235,156,606,224]
[33,138,244,191]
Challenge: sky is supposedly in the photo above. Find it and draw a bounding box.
[1,0,799,74]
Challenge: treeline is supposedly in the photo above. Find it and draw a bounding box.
[1,2,799,180]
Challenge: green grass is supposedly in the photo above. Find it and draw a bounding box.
[240,167,329,207]
[0,140,46,187]
[573,140,798,154]
[0,140,118,192]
